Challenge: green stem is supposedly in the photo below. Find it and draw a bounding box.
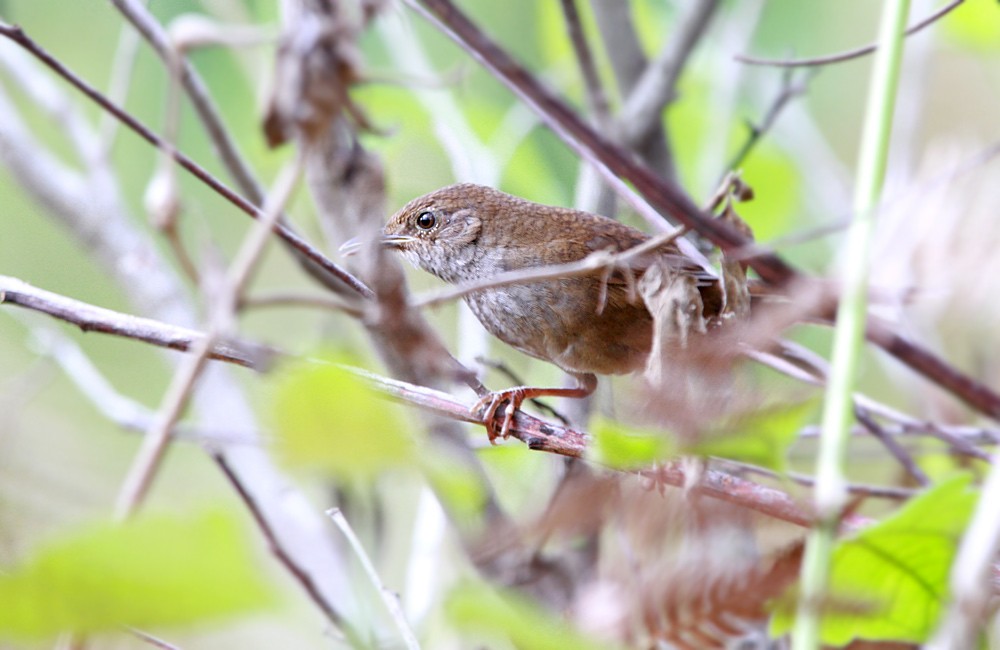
[792,0,912,647]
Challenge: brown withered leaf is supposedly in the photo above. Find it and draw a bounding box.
[638,540,804,649]
[263,0,378,147]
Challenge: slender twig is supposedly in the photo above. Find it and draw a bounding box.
[618,0,721,149]
[109,0,265,205]
[724,67,816,176]
[25,324,262,445]
[214,454,353,639]
[113,151,306,521]
[412,226,688,309]
[719,460,917,500]
[756,342,997,457]
[854,406,930,486]
[736,0,963,68]
[558,0,611,128]
[0,21,372,301]
[327,509,421,650]
[0,275,272,369]
[128,628,182,650]
[240,292,364,317]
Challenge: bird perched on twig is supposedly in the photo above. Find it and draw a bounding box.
[376,183,724,441]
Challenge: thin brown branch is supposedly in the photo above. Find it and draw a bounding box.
[0,275,272,369]
[412,226,687,309]
[558,0,611,128]
[724,67,816,176]
[240,291,364,317]
[213,453,355,639]
[736,0,965,68]
[723,461,917,501]
[0,21,373,301]
[109,0,266,207]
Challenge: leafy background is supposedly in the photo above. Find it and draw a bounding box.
[1,0,999,648]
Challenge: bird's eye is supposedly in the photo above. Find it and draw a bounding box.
[415,211,436,230]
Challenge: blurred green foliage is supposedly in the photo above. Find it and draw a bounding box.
[271,355,414,481]
[0,510,274,640]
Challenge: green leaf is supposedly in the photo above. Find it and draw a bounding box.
[0,510,274,640]
[271,358,414,481]
[447,581,625,650]
[685,399,816,472]
[771,474,979,644]
[589,417,673,470]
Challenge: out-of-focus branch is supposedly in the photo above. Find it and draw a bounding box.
[0,17,364,631]
[618,0,720,153]
[736,0,964,68]
[113,151,305,522]
[559,0,610,129]
[215,454,357,644]
[109,0,265,204]
[588,0,671,174]
[724,68,816,177]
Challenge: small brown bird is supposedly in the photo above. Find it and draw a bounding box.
[380,183,722,441]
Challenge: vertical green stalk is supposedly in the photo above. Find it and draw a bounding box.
[792,0,912,648]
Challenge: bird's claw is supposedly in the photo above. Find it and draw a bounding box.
[472,388,526,444]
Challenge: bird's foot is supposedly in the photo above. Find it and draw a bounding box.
[472,388,528,444]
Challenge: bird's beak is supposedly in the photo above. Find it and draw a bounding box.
[339,234,415,257]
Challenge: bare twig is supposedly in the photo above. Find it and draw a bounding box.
[128,628,182,650]
[558,0,611,128]
[618,0,721,151]
[736,0,964,68]
[214,454,354,639]
[24,324,262,445]
[855,406,930,486]
[724,67,816,176]
[0,275,272,369]
[109,0,265,206]
[240,292,364,317]
[113,151,306,521]
[412,226,688,309]
[327,509,421,650]
[721,460,917,501]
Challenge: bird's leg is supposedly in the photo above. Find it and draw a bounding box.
[472,373,597,443]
